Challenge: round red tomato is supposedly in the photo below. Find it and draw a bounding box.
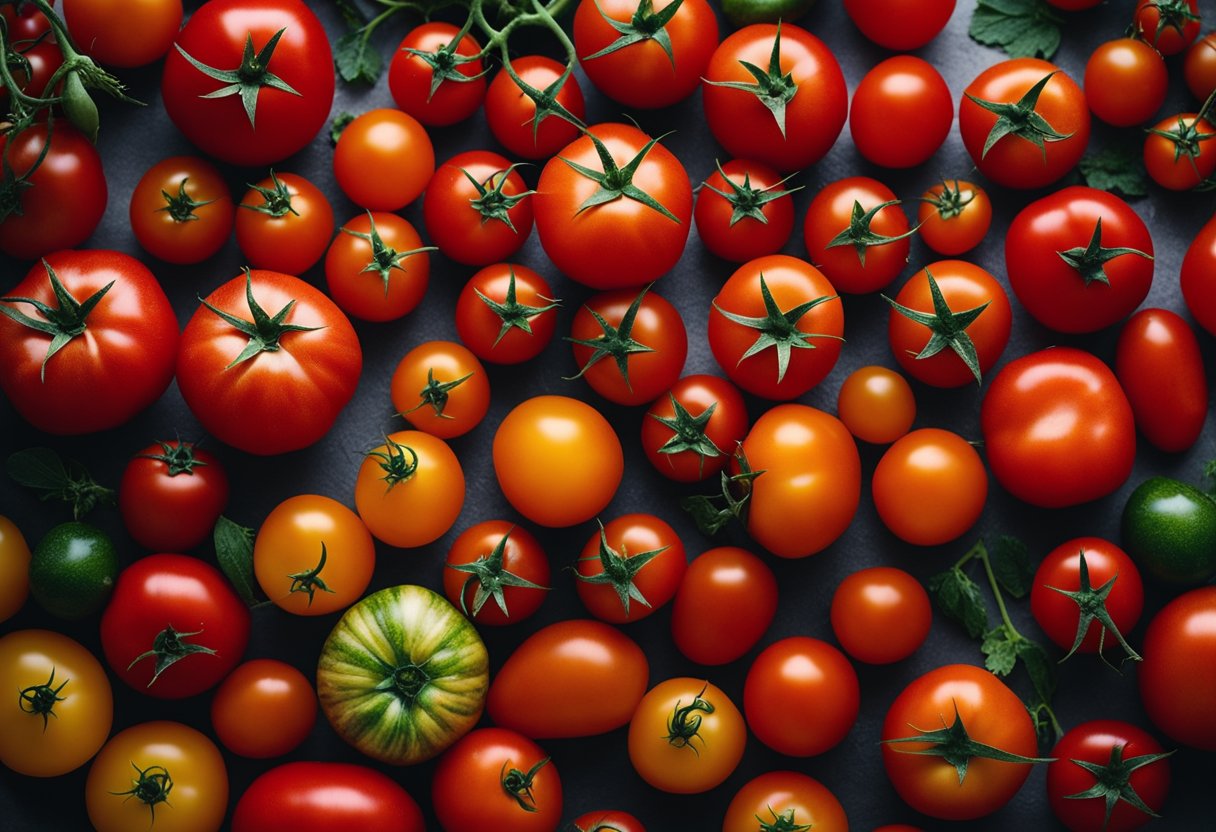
[724,771,849,832]
[210,659,316,759]
[0,35,63,103]
[835,365,916,445]
[388,22,486,126]
[233,762,424,832]
[63,0,181,68]
[1139,586,1216,749]
[1085,38,1167,126]
[485,56,586,159]
[129,156,235,265]
[843,0,955,50]
[872,428,987,546]
[235,171,334,274]
[1143,110,1216,190]
[424,150,533,266]
[1181,213,1216,335]
[119,440,229,552]
[333,108,435,210]
[0,250,178,435]
[571,811,646,832]
[851,56,953,168]
[671,546,776,665]
[694,159,798,263]
[918,179,992,256]
[161,0,334,166]
[830,566,931,664]
[575,513,686,623]
[444,520,549,626]
[325,212,431,322]
[641,373,749,482]
[804,177,912,295]
[391,340,490,439]
[455,263,560,364]
[1134,0,1200,55]
[1185,33,1216,101]
[433,728,561,832]
[1115,308,1208,453]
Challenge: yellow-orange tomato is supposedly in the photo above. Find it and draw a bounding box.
[391,340,491,439]
[210,659,317,758]
[872,428,987,546]
[0,515,31,622]
[355,431,466,547]
[723,771,849,832]
[836,365,916,444]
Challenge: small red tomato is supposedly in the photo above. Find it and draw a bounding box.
[1138,586,1216,750]
[850,56,953,168]
[333,109,435,210]
[485,56,586,159]
[1184,33,1216,101]
[1115,308,1208,453]
[235,171,334,275]
[694,159,798,263]
[424,150,533,267]
[128,156,235,265]
[233,762,424,832]
[1084,38,1168,126]
[575,514,686,624]
[804,176,912,295]
[835,365,916,445]
[443,520,550,626]
[454,263,561,364]
[433,729,561,832]
[1133,0,1200,56]
[388,22,486,127]
[119,440,229,552]
[1181,213,1216,336]
[324,212,431,323]
[1143,110,1216,190]
[830,567,931,664]
[670,546,777,665]
[641,374,749,483]
[872,428,987,546]
[917,180,992,256]
[210,659,316,758]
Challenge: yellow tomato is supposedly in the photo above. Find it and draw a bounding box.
[354,431,465,547]
[0,515,30,622]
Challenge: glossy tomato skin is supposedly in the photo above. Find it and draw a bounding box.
[63,0,182,68]
[835,365,916,444]
[1084,38,1167,126]
[0,28,63,104]
[119,441,229,552]
[671,546,776,665]
[353,431,465,548]
[388,22,486,126]
[1185,33,1216,101]
[391,340,490,439]
[1134,0,1200,55]
[455,263,559,364]
[723,771,849,832]
[572,810,646,832]
[843,0,955,50]
[443,520,549,626]
[0,517,30,623]
[235,171,335,274]
[210,659,316,758]
[851,56,953,168]
[161,0,333,166]
[872,429,988,546]
[129,156,234,264]
[694,159,796,262]
[485,56,586,159]
[981,347,1135,508]
[1139,586,1216,749]
[830,566,931,664]
[703,23,847,172]
[432,728,562,832]
[1006,187,1153,334]
[918,180,992,256]
[0,250,178,435]
[333,109,435,210]
[424,150,533,266]
[642,374,749,482]
[324,212,430,322]
[1030,537,1143,656]
[232,762,424,832]
[1143,111,1216,189]
[575,513,687,623]
[1115,308,1207,453]
[804,177,911,294]
[1181,213,1216,335]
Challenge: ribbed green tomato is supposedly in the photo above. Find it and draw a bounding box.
[316,585,489,765]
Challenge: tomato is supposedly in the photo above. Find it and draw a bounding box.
[628,678,746,794]
[702,23,847,172]
[119,439,230,552]
[569,286,687,406]
[1084,38,1167,126]
[575,513,686,623]
[1133,0,1200,56]
[851,56,953,168]
[739,404,860,558]
[723,772,849,832]
[485,55,586,160]
[176,270,362,455]
[0,517,31,623]
[455,263,560,364]
[353,431,465,547]
[574,0,718,109]
[443,520,550,625]
[210,659,316,758]
[233,762,424,832]
[694,159,798,263]
[918,179,992,256]
[959,59,1090,189]
[572,810,646,832]
[642,373,749,482]
[981,347,1136,508]
[333,108,435,210]
[1006,186,1153,334]
[254,494,375,616]
[804,177,913,295]
[85,721,227,832]
[161,0,333,166]
[708,255,844,400]
[830,566,931,664]
[63,0,181,68]
[1121,476,1216,585]
[1181,212,1216,335]
[836,365,916,444]
[235,170,334,274]
[0,629,112,777]
[488,619,648,738]
[1184,33,1216,101]
[391,340,490,438]
[1143,110,1216,190]
[670,546,775,665]
[744,637,859,756]
[423,150,533,266]
[0,250,178,435]
[1115,308,1208,453]
[433,728,561,832]
[28,521,117,619]
[843,0,955,50]
[388,22,486,126]
[882,664,1043,820]
[0,123,106,259]
[0,36,64,103]
[493,396,623,528]
[324,212,431,322]
[1138,586,1216,749]
[129,156,235,265]
[535,122,692,289]
[1047,720,1171,832]
[100,554,250,699]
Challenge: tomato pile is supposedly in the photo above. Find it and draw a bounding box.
[1,0,1215,829]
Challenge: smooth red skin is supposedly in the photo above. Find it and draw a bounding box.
[424,151,533,266]
[129,157,235,265]
[176,270,362,456]
[485,56,585,160]
[433,729,561,832]
[918,182,992,256]
[232,762,424,832]
[1047,720,1169,832]
[671,547,776,665]
[1115,308,1208,453]
[576,514,687,624]
[1134,0,1200,55]
[236,172,335,274]
[804,177,910,294]
[210,659,316,758]
[744,637,859,757]
[843,0,955,50]
[703,23,847,172]
[443,520,550,626]
[0,38,64,102]
[574,0,717,109]
[1184,33,1216,101]
[1139,586,1216,749]
[63,0,182,68]
[535,123,692,288]
[0,250,178,435]
[830,566,931,665]
[887,261,1012,388]
[325,212,429,323]
[981,347,1135,509]
[388,22,485,127]
[455,263,558,364]
[1030,537,1143,655]
[1143,112,1216,190]
[572,811,646,832]
[960,59,1090,190]
[1006,186,1153,334]
[850,56,953,168]
[0,6,52,39]
[1181,213,1216,335]
[119,443,229,552]
[100,553,250,699]
[694,159,796,263]
[161,0,334,166]
[333,109,435,210]
[724,772,849,832]
[0,124,106,260]
[642,374,749,483]
[488,620,649,738]
[1084,39,1167,127]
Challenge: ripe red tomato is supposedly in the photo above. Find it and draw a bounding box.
[694,159,798,263]
[670,546,776,665]
[333,108,435,210]
[432,729,561,832]
[1134,0,1200,56]
[1139,586,1216,750]
[232,762,424,832]
[724,772,849,832]
[835,365,916,445]
[235,171,334,275]
[842,0,955,50]
[1084,38,1167,126]
[424,150,533,266]
[63,0,181,68]
[455,263,560,364]
[388,22,486,126]
[804,177,912,295]
[1143,110,1216,189]
[571,811,646,832]
[1115,308,1208,453]
[161,0,334,166]
[119,440,229,552]
[0,250,178,435]
[210,659,316,759]
[830,566,931,664]
[641,374,748,482]
[0,35,63,104]
[851,56,953,168]
[324,212,431,322]
[981,347,1135,508]
[484,56,585,160]
[918,180,992,256]
[129,156,235,265]
[1181,213,1216,336]
[1184,33,1216,101]
[444,520,549,626]
[575,513,686,623]
[391,340,490,439]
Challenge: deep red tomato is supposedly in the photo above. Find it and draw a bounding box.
[641,374,748,482]
[129,156,235,265]
[843,0,955,50]
[535,122,692,288]
[432,728,561,832]
[333,108,435,210]
[0,5,52,40]
[851,56,953,168]
[235,171,334,274]
[571,810,646,832]
[918,180,992,256]
[981,347,1135,508]
[872,428,987,546]
[1180,213,1216,335]
[694,159,798,263]
[176,270,362,455]
[391,340,490,439]
[1084,38,1167,126]
[1134,0,1200,56]
[960,59,1090,189]
[324,212,431,322]
[835,365,916,445]
[63,0,182,68]
[1143,110,1216,190]
[388,22,486,126]
[1115,308,1208,453]
[804,177,912,295]
[0,36,63,103]
[484,56,586,160]
[0,250,178,435]
[830,566,931,664]
[1139,586,1216,750]
[424,150,533,266]
[702,22,847,172]
[1006,186,1153,334]
[100,553,250,699]
[232,762,424,832]
[210,659,316,759]
[723,771,849,832]
[455,263,560,364]
[161,0,334,166]
[575,513,686,624]
[1184,33,1216,101]
[443,520,550,626]
[670,546,776,665]
[119,440,229,552]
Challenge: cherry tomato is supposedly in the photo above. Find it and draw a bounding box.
[694,159,798,263]
[210,659,316,758]
[0,517,30,623]
[455,263,561,364]
[353,431,465,548]
[424,150,533,266]
[572,810,646,832]
[235,171,334,274]
[484,56,586,160]
[443,520,550,626]
[0,22,62,104]
[851,56,953,168]
[333,108,435,210]
[388,22,486,126]
[1143,110,1216,190]
[804,177,912,295]
[129,156,235,265]
[1115,308,1208,453]
[641,374,749,482]
[1184,32,1216,101]
[324,211,431,322]
[835,365,916,444]
[724,771,849,832]
[1180,212,1216,335]
[575,513,686,624]
[432,728,562,832]
[119,439,229,552]
[232,762,424,832]
[872,428,987,546]
[830,566,931,664]
[1138,586,1216,749]
[1084,38,1168,126]
[917,179,992,256]
[843,0,955,50]
[391,340,491,439]
[63,0,181,68]
[670,546,776,665]
[1133,0,1200,56]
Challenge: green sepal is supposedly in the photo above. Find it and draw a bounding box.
[197,270,323,369]
[501,756,551,812]
[560,129,681,223]
[447,527,550,619]
[127,625,218,688]
[565,284,655,390]
[475,266,562,347]
[649,394,721,477]
[1056,218,1152,287]
[501,58,586,142]
[1064,744,1175,829]
[240,169,297,218]
[665,682,714,753]
[919,179,976,221]
[137,439,208,477]
[341,212,436,296]
[401,29,488,102]
[463,163,535,233]
[157,177,216,223]
[574,519,670,618]
[18,667,68,730]
[701,159,801,227]
[1046,548,1142,667]
[402,367,474,420]
[966,71,1073,160]
[365,436,419,491]
[703,21,797,136]
[286,541,337,606]
[582,0,685,66]
[680,447,764,536]
[882,268,990,385]
[174,28,302,129]
[823,198,917,265]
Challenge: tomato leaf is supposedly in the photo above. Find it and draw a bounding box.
[969,0,1063,60]
[330,112,355,145]
[334,30,383,85]
[1079,147,1150,198]
[928,566,989,639]
[213,515,260,606]
[6,447,114,520]
[991,535,1033,599]
[981,627,1020,675]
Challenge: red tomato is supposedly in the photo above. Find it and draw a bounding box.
[235,171,334,274]
[484,56,585,160]
[1184,33,1216,101]
[324,212,431,322]
[210,659,316,759]
[119,440,229,552]
[1134,0,1200,56]
[432,729,561,832]
[0,37,64,104]
[63,0,181,68]
[851,56,953,168]
[835,365,916,444]
[804,177,912,295]
[161,0,334,166]
[333,108,435,210]
[572,811,646,832]
[918,180,992,256]
[388,22,486,126]
[391,340,491,439]
[232,762,424,832]
[0,250,178,435]
[670,546,776,665]
[872,428,987,546]
[454,263,560,364]
[981,347,1135,508]
[424,150,533,266]
[830,566,931,664]
[1181,213,1216,335]
[1115,308,1208,453]
[843,0,955,50]
[575,513,686,623]
[1084,38,1168,126]
[129,156,235,265]
[723,772,849,832]
[1139,586,1216,749]
[443,520,550,626]
[694,159,798,263]
[1143,110,1216,190]
[641,374,749,483]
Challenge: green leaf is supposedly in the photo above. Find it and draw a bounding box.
[991,536,1033,599]
[928,566,989,639]
[981,627,1020,676]
[6,447,114,520]
[334,30,383,85]
[213,516,260,607]
[1079,147,1150,198]
[330,112,355,145]
[1016,638,1057,703]
[970,0,1063,60]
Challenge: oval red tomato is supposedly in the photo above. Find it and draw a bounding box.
[1115,308,1208,453]
[232,762,424,832]
[1138,586,1216,750]
[850,56,953,168]
[670,546,776,665]
[830,566,931,664]
[1181,212,1216,335]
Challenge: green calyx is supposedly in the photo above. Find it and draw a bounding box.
[967,72,1072,160]
[388,662,430,703]
[404,367,473,420]
[1046,549,1141,667]
[583,0,686,66]
[883,268,990,385]
[703,21,797,136]
[575,520,669,618]
[158,177,215,223]
[565,284,655,390]
[127,625,217,688]
[241,169,297,218]
[366,436,419,490]
[1065,743,1175,830]
[475,266,562,347]
[1142,0,1200,46]
[137,440,207,477]
[501,756,551,812]
[18,667,68,731]
[824,198,917,265]
[681,447,765,536]
[665,683,714,752]
[922,179,975,221]
[110,762,174,823]
[649,394,722,474]
[463,163,535,232]
[702,159,801,226]
[287,541,337,606]
[175,27,301,129]
[501,58,586,142]
[1146,111,1216,178]
[757,807,811,832]
[560,129,681,222]
[401,28,486,102]
[342,212,436,296]
[1057,218,1153,287]
[447,528,549,619]
[199,270,322,369]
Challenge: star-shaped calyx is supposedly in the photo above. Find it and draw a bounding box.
[1064,743,1175,831]
[501,58,586,142]
[1046,548,1141,666]
[566,284,656,390]
[476,266,562,346]
[561,129,681,222]
[341,212,436,296]
[447,528,550,619]
[825,199,917,265]
[883,268,990,385]
[174,28,301,128]
[463,163,534,233]
[1057,218,1152,287]
[198,270,322,369]
[702,159,801,226]
[703,22,797,136]
[240,169,297,218]
[1141,0,1200,47]
[583,0,686,66]
[575,520,670,618]
[401,23,487,102]
[403,367,473,420]
[967,72,1073,159]
[649,394,722,474]
[158,178,216,223]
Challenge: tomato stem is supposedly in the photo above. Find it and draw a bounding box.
[17,667,68,730]
[665,682,714,753]
[109,762,174,823]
